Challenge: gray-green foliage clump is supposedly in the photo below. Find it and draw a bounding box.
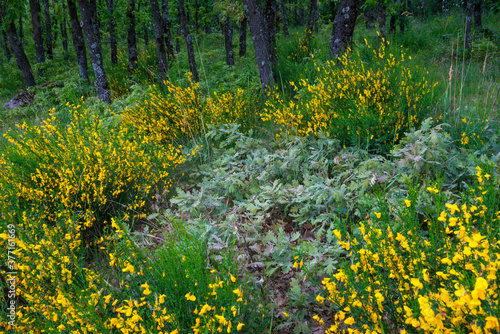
[170,119,498,279]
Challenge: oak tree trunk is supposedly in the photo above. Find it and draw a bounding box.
[178,0,199,81]
[243,0,274,91]
[239,17,247,56]
[0,8,36,87]
[223,17,234,65]
[29,0,46,64]
[150,0,168,81]
[106,0,117,63]
[306,0,318,45]
[162,0,175,58]
[263,0,277,69]
[67,0,89,80]
[330,0,362,58]
[43,0,53,59]
[473,0,482,29]
[127,0,138,69]
[464,0,473,52]
[78,0,110,102]
[280,0,289,38]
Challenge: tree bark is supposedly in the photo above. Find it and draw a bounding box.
[106,0,117,63]
[67,0,89,80]
[94,0,101,42]
[29,0,46,64]
[420,0,425,17]
[263,0,277,69]
[162,0,175,59]
[127,0,138,69]
[464,0,473,52]
[0,8,36,87]
[330,0,362,58]
[77,0,110,103]
[306,0,318,45]
[150,0,169,81]
[243,0,274,91]
[239,17,247,56]
[61,0,69,52]
[42,0,53,59]
[223,17,234,65]
[280,0,289,38]
[178,0,199,81]
[473,0,482,29]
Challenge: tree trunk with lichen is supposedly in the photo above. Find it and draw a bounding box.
[67,0,89,80]
[29,0,45,65]
[262,0,277,68]
[243,0,274,91]
[77,0,110,103]
[162,0,175,59]
[306,0,318,46]
[464,0,473,52]
[280,0,289,38]
[330,0,362,58]
[223,16,234,65]
[473,0,482,29]
[43,0,53,59]
[239,17,247,56]
[150,0,168,81]
[0,6,36,87]
[127,0,138,69]
[178,0,199,81]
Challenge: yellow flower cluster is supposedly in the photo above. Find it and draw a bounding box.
[180,274,246,334]
[262,41,436,149]
[0,103,193,331]
[316,171,500,333]
[123,79,251,143]
[1,105,189,225]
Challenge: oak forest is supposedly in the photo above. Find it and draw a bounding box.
[0,0,499,333]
